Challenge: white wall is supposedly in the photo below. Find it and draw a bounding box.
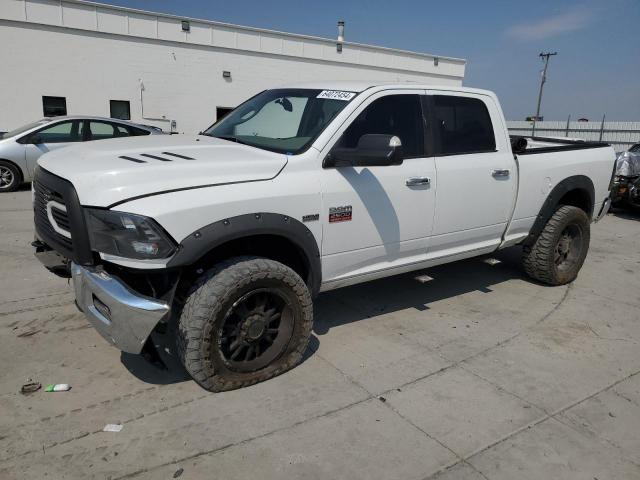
[0,0,465,134]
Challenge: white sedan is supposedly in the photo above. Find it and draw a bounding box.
[0,116,163,192]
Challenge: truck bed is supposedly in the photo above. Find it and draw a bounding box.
[501,136,616,248]
[511,135,611,155]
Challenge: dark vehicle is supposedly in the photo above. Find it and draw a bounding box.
[611,144,640,210]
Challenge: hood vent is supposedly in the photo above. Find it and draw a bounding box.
[141,153,172,162]
[119,151,196,164]
[120,155,146,163]
[162,151,195,160]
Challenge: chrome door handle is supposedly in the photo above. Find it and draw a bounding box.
[492,169,510,178]
[406,176,431,187]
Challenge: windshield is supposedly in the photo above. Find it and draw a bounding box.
[202,88,356,154]
[2,119,53,139]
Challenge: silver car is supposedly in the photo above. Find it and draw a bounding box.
[0,116,163,192]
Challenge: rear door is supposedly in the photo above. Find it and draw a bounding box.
[426,91,516,258]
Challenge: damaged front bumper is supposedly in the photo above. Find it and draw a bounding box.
[594,196,611,222]
[71,263,170,354]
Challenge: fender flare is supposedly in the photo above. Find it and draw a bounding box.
[525,175,595,245]
[166,212,321,296]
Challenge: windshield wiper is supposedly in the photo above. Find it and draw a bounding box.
[213,134,252,147]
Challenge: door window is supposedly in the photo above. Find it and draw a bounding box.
[36,121,80,143]
[338,94,425,158]
[86,121,117,141]
[432,95,496,155]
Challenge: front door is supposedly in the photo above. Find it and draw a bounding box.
[319,91,436,286]
[427,92,516,259]
[24,120,82,176]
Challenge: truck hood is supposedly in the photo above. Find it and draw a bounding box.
[38,135,288,207]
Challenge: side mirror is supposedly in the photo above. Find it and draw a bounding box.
[323,134,403,168]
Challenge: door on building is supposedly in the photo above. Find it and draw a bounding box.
[320,90,436,283]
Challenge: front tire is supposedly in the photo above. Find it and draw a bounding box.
[176,256,313,392]
[523,205,590,285]
[0,161,22,192]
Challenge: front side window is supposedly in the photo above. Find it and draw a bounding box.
[432,95,496,155]
[203,89,355,154]
[338,94,425,158]
[36,121,80,143]
[42,96,67,117]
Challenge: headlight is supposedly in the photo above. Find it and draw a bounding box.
[84,208,176,260]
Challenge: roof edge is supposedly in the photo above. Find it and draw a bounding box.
[61,0,466,64]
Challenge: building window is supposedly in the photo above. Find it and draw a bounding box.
[216,107,234,121]
[110,100,131,120]
[42,96,67,117]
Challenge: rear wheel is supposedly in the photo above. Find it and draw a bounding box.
[176,256,313,392]
[0,161,21,192]
[523,205,590,285]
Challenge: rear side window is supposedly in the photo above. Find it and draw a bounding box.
[432,95,495,155]
[128,126,151,136]
[88,121,117,140]
[115,125,130,137]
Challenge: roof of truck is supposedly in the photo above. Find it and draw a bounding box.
[280,81,494,96]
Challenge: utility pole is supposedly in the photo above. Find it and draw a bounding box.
[532,51,557,136]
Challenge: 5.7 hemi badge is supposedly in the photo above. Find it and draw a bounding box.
[329,205,352,223]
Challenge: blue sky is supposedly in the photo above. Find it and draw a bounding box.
[99,0,639,121]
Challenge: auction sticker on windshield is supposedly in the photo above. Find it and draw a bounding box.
[317,90,356,101]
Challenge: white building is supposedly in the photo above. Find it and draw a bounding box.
[0,0,466,133]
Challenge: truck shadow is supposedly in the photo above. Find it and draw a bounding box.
[121,246,527,386]
[608,207,640,221]
[313,245,527,335]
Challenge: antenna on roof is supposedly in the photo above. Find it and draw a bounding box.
[337,21,344,53]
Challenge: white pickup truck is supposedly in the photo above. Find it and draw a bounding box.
[33,82,615,391]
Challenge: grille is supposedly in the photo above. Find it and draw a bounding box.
[33,179,73,250]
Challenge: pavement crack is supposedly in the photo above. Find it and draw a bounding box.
[423,368,640,479]
[110,397,373,480]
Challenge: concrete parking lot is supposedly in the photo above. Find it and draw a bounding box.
[1,187,639,480]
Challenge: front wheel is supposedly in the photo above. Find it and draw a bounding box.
[0,161,22,193]
[523,205,590,285]
[176,256,313,392]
